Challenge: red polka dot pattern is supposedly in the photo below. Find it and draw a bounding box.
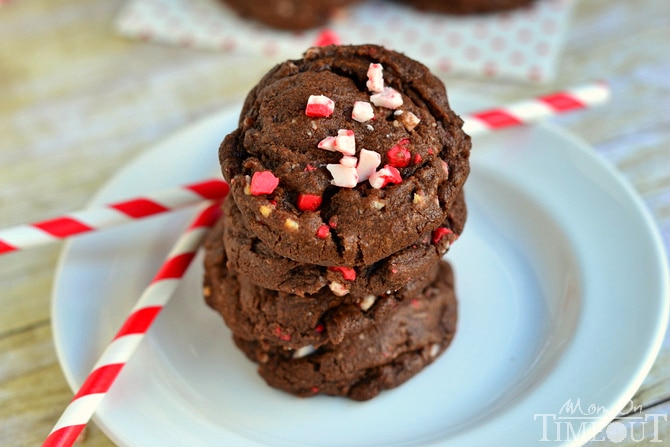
[114,0,576,83]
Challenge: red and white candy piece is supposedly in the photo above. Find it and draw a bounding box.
[316,224,330,239]
[329,266,356,281]
[318,129,356,156]
[313,29,341,47]
[329,281,350,296]
[305,95,335,118]
[352,101,375,123]
[432,227,454,245]
[386,138,411,168]
[297,193,322,212]
[370,87,403,109]
[340,155,358,168]
[356,148,381,182]
[326,164,358,188]
[369,165,402,189]
[366,63,384,93]
[250,171,279,196]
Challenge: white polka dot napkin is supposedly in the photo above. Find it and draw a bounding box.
[115,0,576,83]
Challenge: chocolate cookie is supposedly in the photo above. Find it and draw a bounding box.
[234,260,458,401]
[220,0,360,30]
[400,0,536,15]
[203,217,440,350]
[219,44,471,267]
[222,190,466,296]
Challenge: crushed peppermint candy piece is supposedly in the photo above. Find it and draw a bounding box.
[305,95,335,117]
[335,129,356,155]
[318,136,336,151]
[250,171,279,196]
[356,148,381,182]
[326,163,358,188]
[293,344,317,359]
[274,326,291,342]
[386,138,411,168]
[359,295,377,311]
[352,101,375,122]
[369,165,403,189]
[316,224,330,239]
[366,63,384,93]
[297,193,322,211]
[313,29,340,47]
[394,110,421,131]
[329,281,350,296]
[370,87,403,109]
[329,266,356,281]
[442,160,450,176]
[340,155,357,168]
[318,129,356,155]
[432,227,454,244]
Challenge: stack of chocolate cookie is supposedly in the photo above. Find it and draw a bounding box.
[203,44,471,401]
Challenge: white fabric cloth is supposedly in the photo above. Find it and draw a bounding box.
[115,0,576,83]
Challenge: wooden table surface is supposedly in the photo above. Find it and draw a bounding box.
[1,0,668,445]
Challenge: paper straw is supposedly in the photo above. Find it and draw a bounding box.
[0,82,610,257]
[0,178,227,256]
[462,81,611,136]
[42,201,223,447]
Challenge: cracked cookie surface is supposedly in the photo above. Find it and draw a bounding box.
[219,44,471,267]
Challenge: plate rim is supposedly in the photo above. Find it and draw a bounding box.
[50,102,670,447]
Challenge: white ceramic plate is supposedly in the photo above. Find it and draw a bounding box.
[52,96,669,447]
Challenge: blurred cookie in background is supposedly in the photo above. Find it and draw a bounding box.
[220,0,361,30]
[397,0,536,15]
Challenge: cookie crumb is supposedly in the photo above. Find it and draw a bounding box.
[352,101,375,123]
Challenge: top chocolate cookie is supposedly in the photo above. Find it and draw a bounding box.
[220,44,470,267]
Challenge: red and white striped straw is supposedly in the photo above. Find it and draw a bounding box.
[0,178,227,256]
[0,82,610,257]
[462,81,611,136]
[42,201,223,447]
